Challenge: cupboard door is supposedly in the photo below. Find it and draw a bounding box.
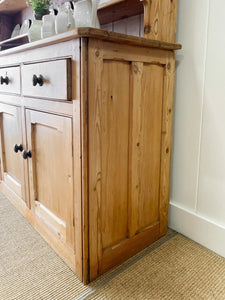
[0,103,25,200]
[26,110,75,249]
[88,40,175,280]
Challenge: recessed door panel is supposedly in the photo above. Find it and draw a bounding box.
[0,103,24,199]
[26,110,74,248]
[130,63,164,234]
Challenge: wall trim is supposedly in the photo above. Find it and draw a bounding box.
[168,201,225,258]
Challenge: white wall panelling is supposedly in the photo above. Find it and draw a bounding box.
[170,0,210,211]
[197,0,225,227]
[169,0,225,257]
[169,202,225,258]
[113,15,141,36]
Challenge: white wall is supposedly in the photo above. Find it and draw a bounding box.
[169,0,225,257]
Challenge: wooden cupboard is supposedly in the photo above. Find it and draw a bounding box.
[26,110,75,249]
[0,103,25,200]
[87,38,176,280]
[0,28,181,283]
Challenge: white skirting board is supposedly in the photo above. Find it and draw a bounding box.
[168,202,225,258]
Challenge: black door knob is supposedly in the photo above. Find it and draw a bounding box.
[0,76,9,85]
[33,74,44,86]
[14,144,23,153]
[22,150,32,159]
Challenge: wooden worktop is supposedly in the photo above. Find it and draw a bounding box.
[0,27,182,58]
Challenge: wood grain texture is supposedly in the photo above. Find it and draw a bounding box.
[88,39,104,281]
[101,222,160,274]
[0,94,73,117]
[26,110,75,249]
[0,31,178,283]
[21,59,72,101]
[143,0,178,43]
[0,40,75,67]
[98,0,144,25]
[72,39,83,281]
[159,52,175,236]
[93,39,173,65]
[73,99,82,281]
[80,38,89,284]
[88,39,175,282]
[0,28,181,61]
[100,60,130,250]
[0,103,24,200]
[129,62,164,236]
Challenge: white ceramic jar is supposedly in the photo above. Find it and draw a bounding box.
[28,20,42,42]
[41,14,56,38]
[73,0,100,28]
[55,2,75,34]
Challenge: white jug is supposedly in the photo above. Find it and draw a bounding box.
[41,14,56,38]
[28,20,42,42]
[55,2,75,34]
[73,0,100,28]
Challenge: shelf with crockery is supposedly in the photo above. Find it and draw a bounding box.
[0,0,143,25]
[0,34,29,51]
[0,0,144,51]
[0,18,31,51]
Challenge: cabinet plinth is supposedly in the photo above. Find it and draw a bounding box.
[0,28,179,283]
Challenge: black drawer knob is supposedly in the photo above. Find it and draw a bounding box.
[33,74,44,86]
[14,144,23,153]
[22,150,32,159]
[0,76,9,85]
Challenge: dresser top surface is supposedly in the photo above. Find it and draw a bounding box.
[0,27,181,57]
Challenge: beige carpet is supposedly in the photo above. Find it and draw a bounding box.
[0,192,225,300]
[87,234,225,300]
[0,192,90,300]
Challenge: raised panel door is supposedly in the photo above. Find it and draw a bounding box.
[0,103,25,200]
[25,110,75,249]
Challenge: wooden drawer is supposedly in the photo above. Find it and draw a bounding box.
[21,59,72,100]
[0,66,20,94]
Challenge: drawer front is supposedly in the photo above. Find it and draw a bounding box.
[21,59,71,100]
[0,66,20,94]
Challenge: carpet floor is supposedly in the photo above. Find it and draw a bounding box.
[0,192,224,299]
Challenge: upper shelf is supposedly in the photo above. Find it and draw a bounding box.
[98,0,143,25]
[0,33,28,51]
[0,0,27,14]
[0,0,143,25]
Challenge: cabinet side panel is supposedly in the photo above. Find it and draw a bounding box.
[100,60,130,250]
[89,47,130,278]
[89,59,130,249]
[88,39,174,281]
[130,63,164,235]
[159,54,176,236]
